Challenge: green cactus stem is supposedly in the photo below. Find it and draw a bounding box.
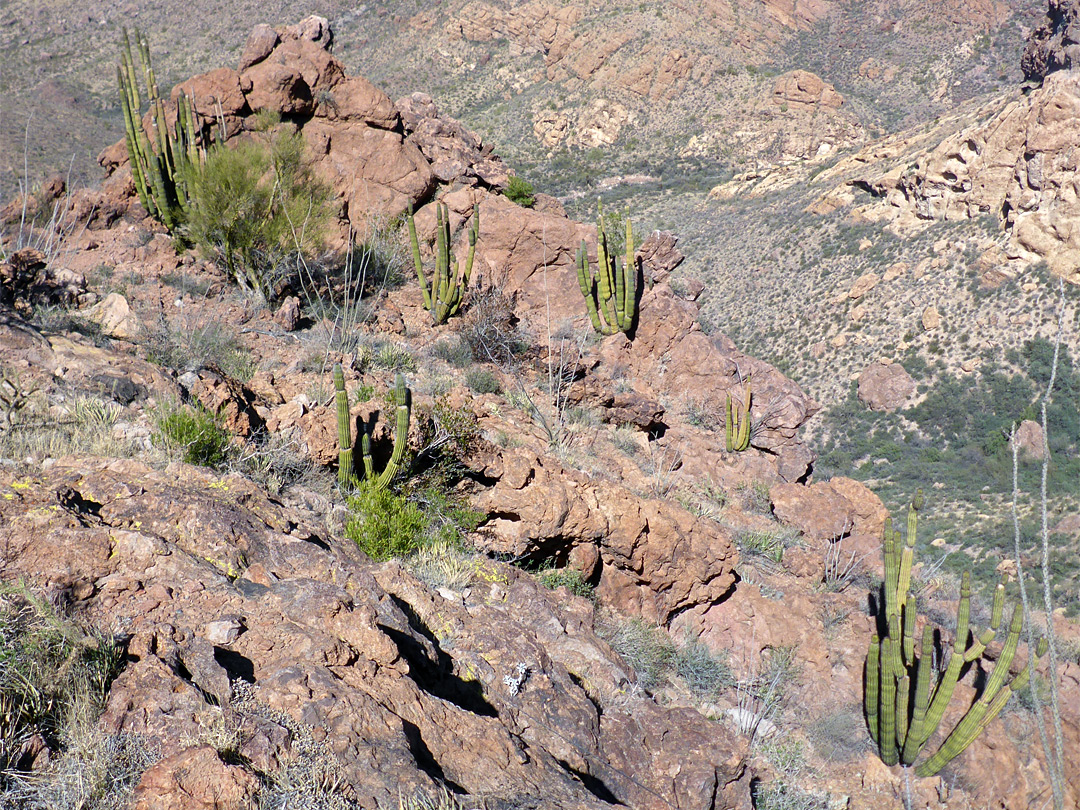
[332,364,410,491]
[117,28,205,230]
[865,491,1047,777]
[576,203,637,336]
[333,364,355,487]
[725,381,752,452]
[406,202,478,325]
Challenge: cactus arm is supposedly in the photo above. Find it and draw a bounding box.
[866,635,881,747]
[375,374,410,490]
[914,606,1034,777]
[595,214,618,333]
[879,636,899,766]
[406,204,432,310]
[118,66,151,214]
[361,431,375,478]
[333,364,355,487]
[576,243,605,334]
[901,625,935,765]
[736,383,751,450]
[620,213,636,332]
[462,207,478,288]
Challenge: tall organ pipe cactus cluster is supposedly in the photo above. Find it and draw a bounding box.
[576,204,637,336]
[406,202,478,325]
[865,491,1047,777]
[333,364,410,490]
[117,29,204,230]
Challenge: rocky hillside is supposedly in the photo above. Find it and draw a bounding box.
[0,0,1046,197]
[2,7,1080,810]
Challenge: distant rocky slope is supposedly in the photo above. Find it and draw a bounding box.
[0,0,1044,195]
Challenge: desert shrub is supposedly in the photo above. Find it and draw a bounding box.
[430,337,473,368]
[504,174,535,207]
[345,471,482,562]
[0,585,127,786]
[345,480,428,561]
[146,319,255,380]
[597,616,675,692]
[150,401,229,467]
[460,289,526,366]
[674,639,734,699]
[536,567,595,600]
[734,527,797,564]
[181,118,332,301]
[406,542,480,591]
[465,368,502,395]
[369,340,416,372]
[430,395,480,459]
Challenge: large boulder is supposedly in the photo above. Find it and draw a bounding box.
[857,362,915,411]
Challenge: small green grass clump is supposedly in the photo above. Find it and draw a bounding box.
[537,567,595,600]
[151,401,229,467]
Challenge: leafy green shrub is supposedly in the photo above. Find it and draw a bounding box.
[345,480,428,561]
[537,567,595,600]
[465,368,502,395]
[181,118,332,301]
[151,401,229,467]
[504,175,535,208]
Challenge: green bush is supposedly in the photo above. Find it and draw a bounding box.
[504,175,536,208]
[181,118,332,301]
[465,368,502,395]
[345,480,428,561]
[0,585,125,778]
[537,567,595,600]
[151,401,229,467]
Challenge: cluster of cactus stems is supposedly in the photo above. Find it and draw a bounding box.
[406,202,478,325]
[725,381,752,452]
[334,363,410,490]
[576,204,637,336]
[865,491,1047,777]
[118,29,205,230]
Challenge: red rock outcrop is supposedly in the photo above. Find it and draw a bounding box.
[100,17,435,243]
[0,458,749,809]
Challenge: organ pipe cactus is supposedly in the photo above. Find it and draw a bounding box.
[864,491,1047,777]
[406,202,478,325]
[725,381,752,452]
[576,203,637,336]
[117,28,204,230]
[333,364,410,490]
